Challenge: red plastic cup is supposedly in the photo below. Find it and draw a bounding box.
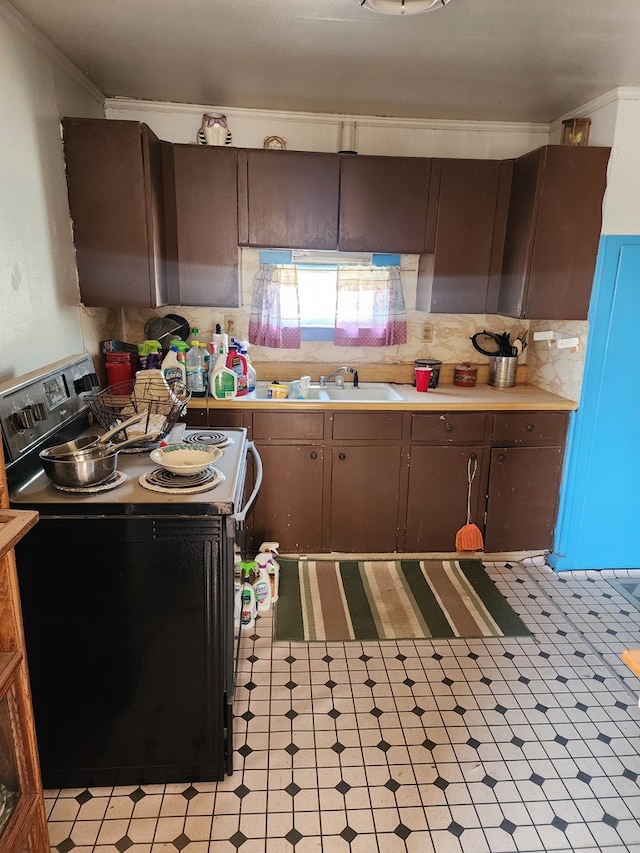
[415,366,432,392]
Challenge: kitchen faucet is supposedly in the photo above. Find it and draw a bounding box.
[319,366,359,388]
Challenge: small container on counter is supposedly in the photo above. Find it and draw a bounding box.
[414,358,441,389]
[454,362,477,387]
[488,355,518,388]
[105,351,137,386]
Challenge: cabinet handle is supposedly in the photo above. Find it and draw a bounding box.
[310,451,318,460]
[526,423,535,432]
[444,423,453,433]
[497,453,506,463]
[338,452,346,460]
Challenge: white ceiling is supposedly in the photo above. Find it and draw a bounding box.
[8,0,640,122]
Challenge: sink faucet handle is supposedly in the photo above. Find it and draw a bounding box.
[348,367,359,387]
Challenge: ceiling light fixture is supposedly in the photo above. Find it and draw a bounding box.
[355,0,452,15]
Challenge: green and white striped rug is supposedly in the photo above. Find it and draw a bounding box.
[273,558,531,642]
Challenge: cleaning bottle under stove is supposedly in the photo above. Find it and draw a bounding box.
[239,562,257,630]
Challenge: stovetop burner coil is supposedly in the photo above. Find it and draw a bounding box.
[138,466,225,494]
[51,471,128,494]
[183,431,233,447]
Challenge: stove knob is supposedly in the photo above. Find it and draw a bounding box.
[74,373,98,393]
[33,402,47,421]
[12,407,36,431]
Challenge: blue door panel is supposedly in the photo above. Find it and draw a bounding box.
[549,236,640,570]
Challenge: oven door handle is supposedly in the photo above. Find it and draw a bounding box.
[232,441,262,525]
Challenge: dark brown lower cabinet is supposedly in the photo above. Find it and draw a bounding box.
[183,406,208,428]
[251,444,324,553]
[405,446,487,552]
[181,406,246,429]
[484,446,564,552]
[187,404,568,555]
[330,445,402,552]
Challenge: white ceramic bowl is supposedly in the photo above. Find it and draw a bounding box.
[150,443,223,475]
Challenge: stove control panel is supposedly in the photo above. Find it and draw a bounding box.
[0,353,98,465]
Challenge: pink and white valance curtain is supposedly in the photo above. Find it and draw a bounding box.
[334,266,407,347]
[248,265,301,349]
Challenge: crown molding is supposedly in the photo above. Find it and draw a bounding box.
[106,97,549,136]
[549,87,640,132]
[0,0,104,105]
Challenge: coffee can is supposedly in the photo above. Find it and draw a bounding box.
[454,362,477,387]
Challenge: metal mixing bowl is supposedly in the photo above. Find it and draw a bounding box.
[40,449,119,488]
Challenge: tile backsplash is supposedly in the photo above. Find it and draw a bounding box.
[82,249,586,402]
[121,250,529,361]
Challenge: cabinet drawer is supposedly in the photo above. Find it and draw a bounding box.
[208,409,246,430]
[183,406,208,427]
[492,412,568,445]
[253,412,324,440]
[332,412,403,440]
[411,412,487,443]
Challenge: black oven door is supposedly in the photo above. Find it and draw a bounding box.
[16,514,231,788]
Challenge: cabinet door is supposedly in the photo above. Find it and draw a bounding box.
[338,155,432,253]
[62,119,167,308]
[484,446,564,552]
[330,445,401,552]
[250,444,324,553]
[405,446,487,552]
[417,159,512,313]
[238,150,339,249]
[166,144,239,307]
[498,145,610,320]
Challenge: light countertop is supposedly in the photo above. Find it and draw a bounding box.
[188,383,576,412]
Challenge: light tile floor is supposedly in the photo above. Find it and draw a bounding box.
[45,558,640,852]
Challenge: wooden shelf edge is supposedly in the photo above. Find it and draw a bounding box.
[0,510,39,560]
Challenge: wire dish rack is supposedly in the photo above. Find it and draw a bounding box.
[85,376,190,444]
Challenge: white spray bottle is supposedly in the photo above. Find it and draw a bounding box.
[253,562,272,613]
[257,541,280,603]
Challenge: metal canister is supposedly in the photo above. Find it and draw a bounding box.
[414,358,441,389]
[454,362,477,387]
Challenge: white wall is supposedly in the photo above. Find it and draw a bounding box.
[106,98,549,159]
[0,3,104,384]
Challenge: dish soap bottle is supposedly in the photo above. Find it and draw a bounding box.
[161,345,186,385]
[238,341,257,392]
[209,343,237,399]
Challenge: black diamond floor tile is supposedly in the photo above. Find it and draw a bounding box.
[44,560,640,852]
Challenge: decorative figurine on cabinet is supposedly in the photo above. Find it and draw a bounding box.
[196,113,233,146]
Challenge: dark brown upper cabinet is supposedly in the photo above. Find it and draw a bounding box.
[416,158,513,314]
[497,144,610,320]
[338,155,433,253]
[237,149,340,249]
[163,144,239,307]
[62,118,168,308]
